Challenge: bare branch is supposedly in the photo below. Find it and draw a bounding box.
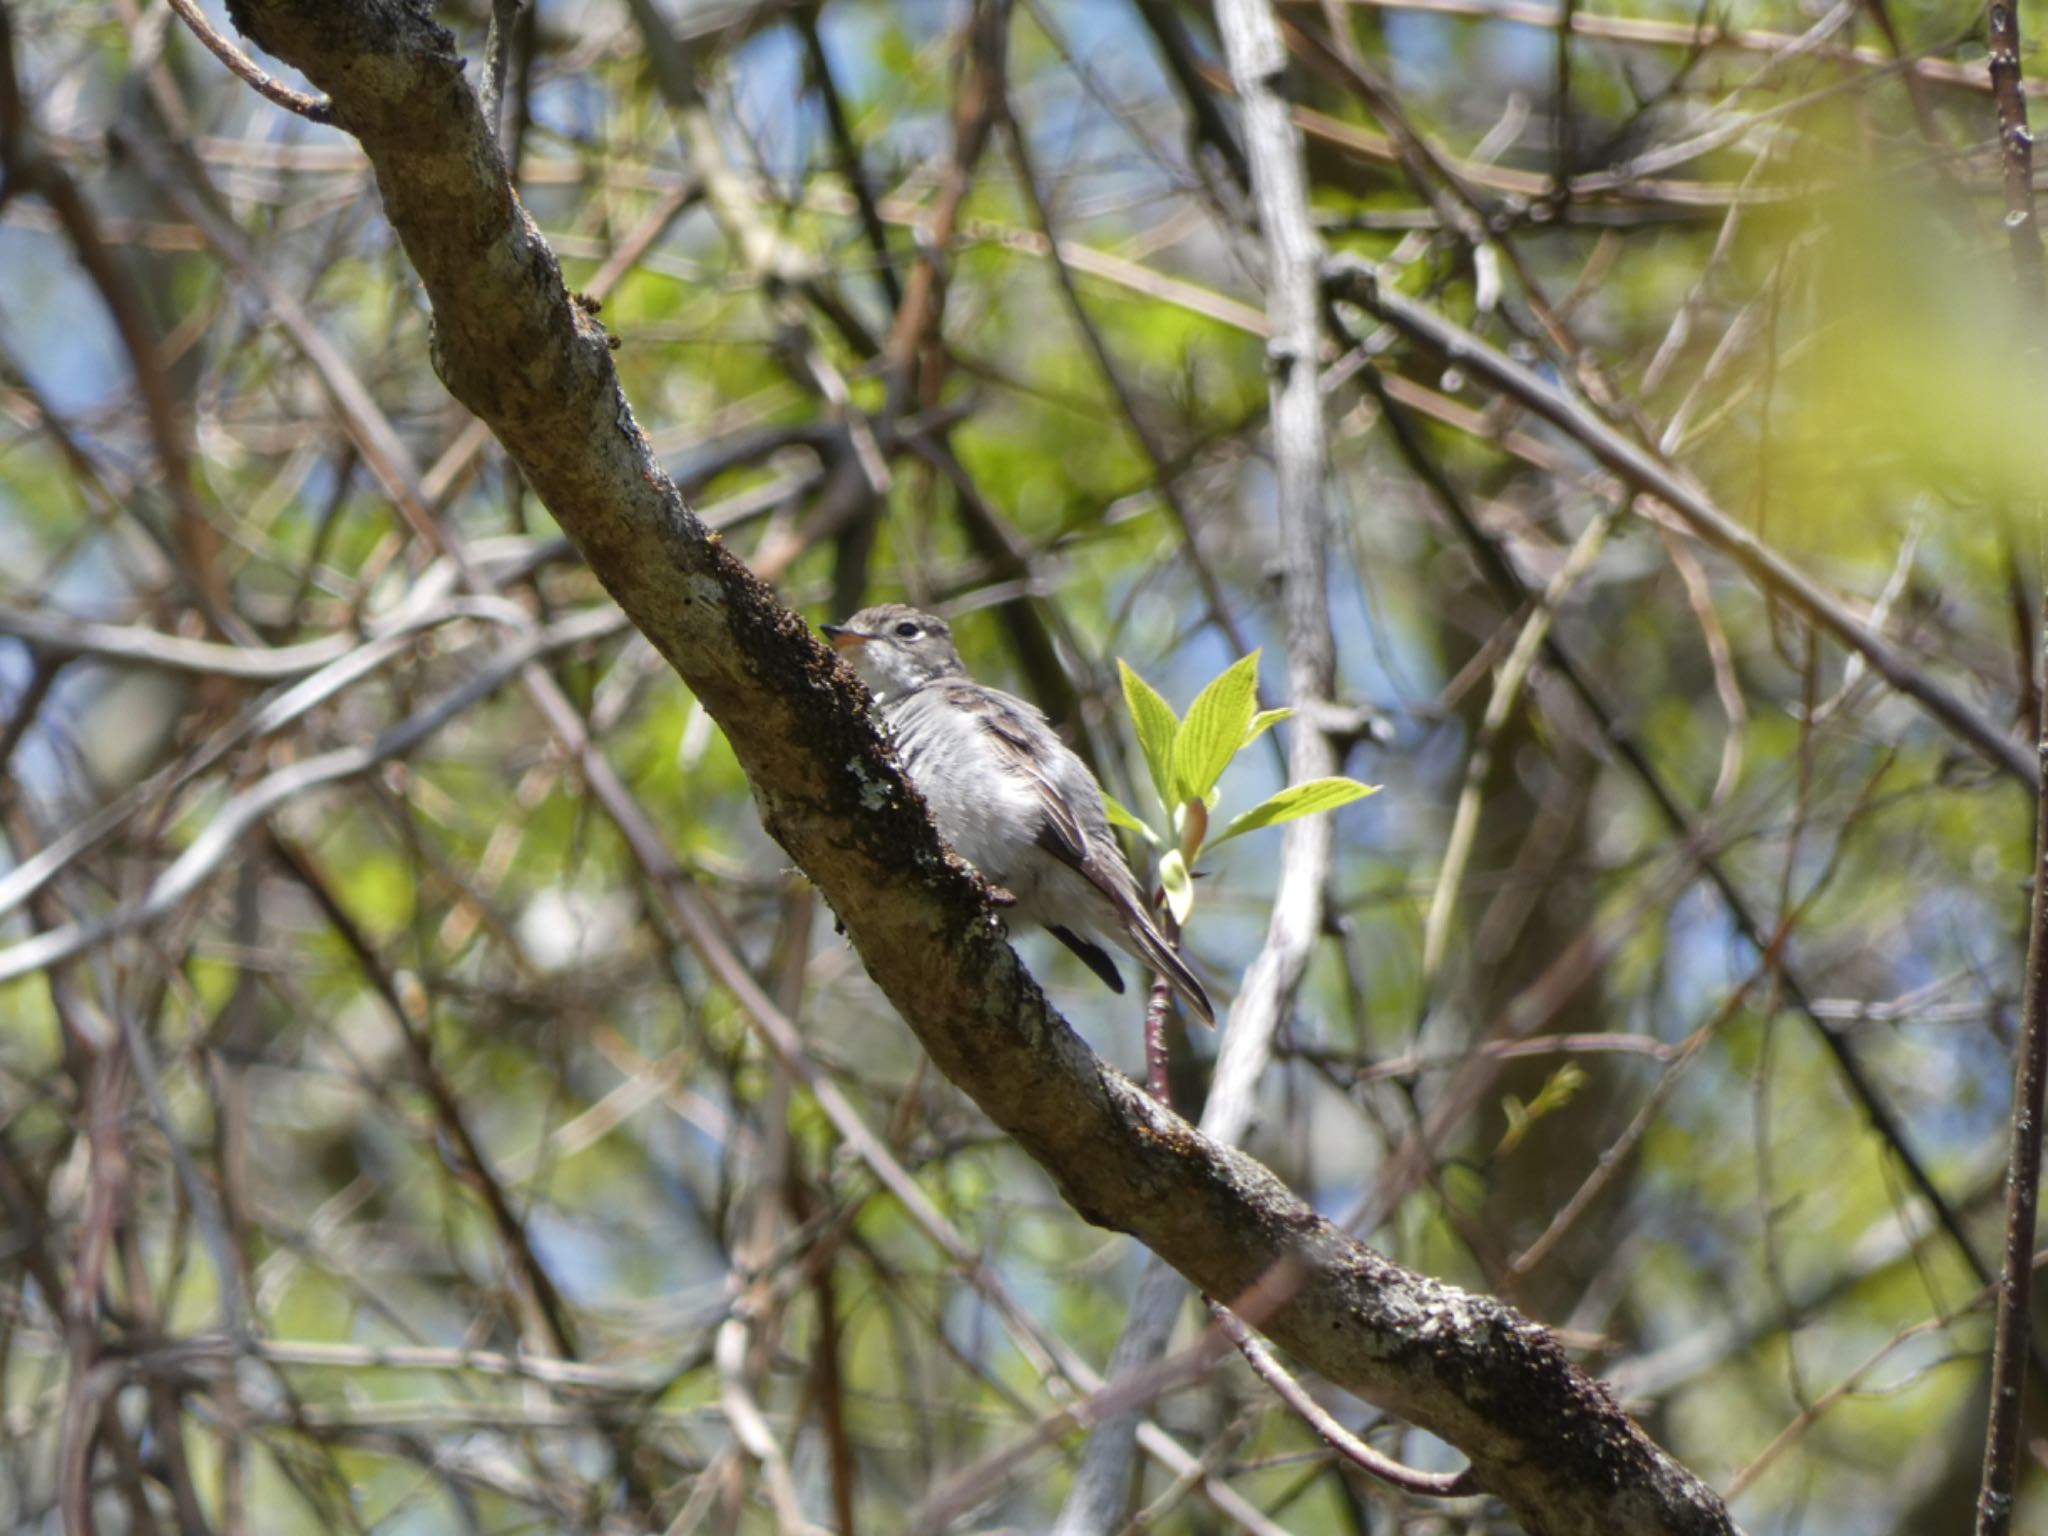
[1326,256,2035,786]
[165,0,332,123]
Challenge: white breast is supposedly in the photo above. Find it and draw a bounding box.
[884,689,1046,888]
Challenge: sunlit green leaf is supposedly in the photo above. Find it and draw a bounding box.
[1497,1094,1529,1155]
[1244,707,1294,749]
[1211,777,1379,845]
[1171,650,1261,806]
[1103,792,1159,844]
[1159,848,1194,925]
[1496,1065,1587,1156]
[1118,659,1180,811]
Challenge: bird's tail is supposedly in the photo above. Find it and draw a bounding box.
[1120,904,1216,1027]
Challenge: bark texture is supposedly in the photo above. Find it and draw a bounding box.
[222,4,1738,1531]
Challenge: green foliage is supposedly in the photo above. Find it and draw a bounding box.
[1211,776,1379,846]
[1244,706,1294,748]
[1100,790,1158,843]
[1496,1065,1589,1157]
[1117,658,1181,812]
[1113,654,1377,924]
[320,815,416,941]
[1170,649,1261,808]
[1157,846,1194,924]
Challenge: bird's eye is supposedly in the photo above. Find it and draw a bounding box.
[894,621,920,638]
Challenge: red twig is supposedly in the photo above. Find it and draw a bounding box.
[1144,976,1173,1103]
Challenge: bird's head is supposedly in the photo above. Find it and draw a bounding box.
[823,605,967,702]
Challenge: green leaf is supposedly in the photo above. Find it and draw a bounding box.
[1118,660,1180,811]
[1496,1094,1531,1155]
[1244,707,1294,749]
[1102,793,1159,844]
[1170,650,1261,807]
[1496,1065,1586,1155]
[1158,848,1194,925]
[1210,777,1379,846]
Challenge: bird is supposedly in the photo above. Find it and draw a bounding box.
[823,604,1216,1026]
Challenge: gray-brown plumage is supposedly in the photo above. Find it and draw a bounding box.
[824,604,1215,1026]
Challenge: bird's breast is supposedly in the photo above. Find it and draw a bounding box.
[885,695,1043,884]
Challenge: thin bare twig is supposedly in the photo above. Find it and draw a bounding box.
[166,0,332,121]
[1349,370,2021,1361]
[478,0,523,150]
[1320,0,2031,95]
[0,607,622,985]
[1209,1301,1477,1497]
[1325,256,2036,787]
[1422,508,1615,981]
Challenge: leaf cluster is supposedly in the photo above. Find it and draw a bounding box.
[1106,652,1376,923]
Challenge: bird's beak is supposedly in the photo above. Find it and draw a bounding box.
[821,624,867,650]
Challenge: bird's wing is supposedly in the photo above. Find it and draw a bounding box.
[971,690,1217,1025]
[964,690,1101,878]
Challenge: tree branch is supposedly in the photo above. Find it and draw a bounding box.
[213,5,1739,1530]
[1324,255,2035,787]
